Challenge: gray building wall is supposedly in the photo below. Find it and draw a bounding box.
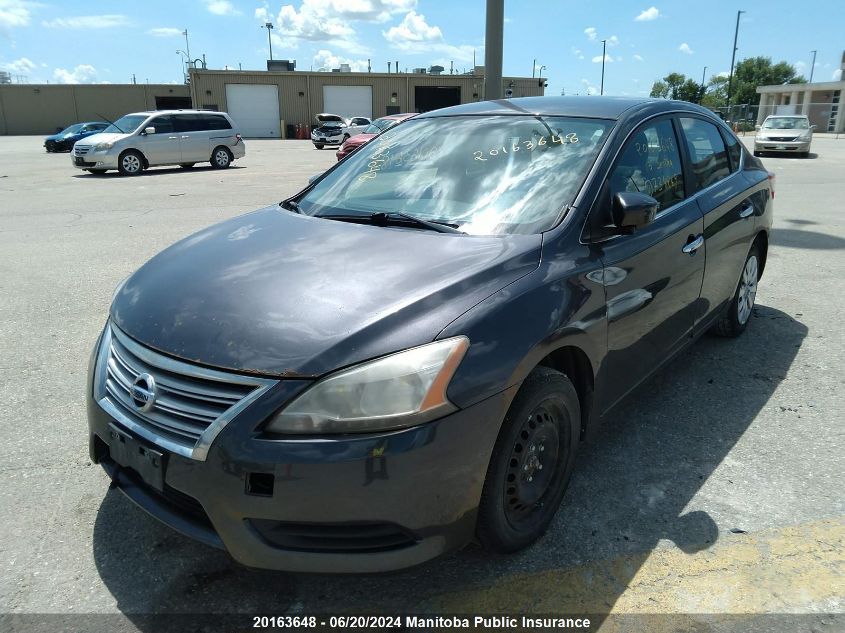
[0,84,190,135]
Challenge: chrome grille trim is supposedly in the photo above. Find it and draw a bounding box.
[74,145,91,155]
[93,323,278,460]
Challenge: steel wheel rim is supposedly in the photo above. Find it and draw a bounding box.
[503,403,562,527]
[122,155,140,172]
[737,255,758,324]
[215,150,229,166]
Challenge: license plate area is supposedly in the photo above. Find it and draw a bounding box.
[107,423,166,491]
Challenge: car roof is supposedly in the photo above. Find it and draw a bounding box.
[126,110,228,116]
[765,114,808,118]
[416,96,711,121]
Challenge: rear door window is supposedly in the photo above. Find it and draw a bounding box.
[679,117,731,190]
[173,114,208,133]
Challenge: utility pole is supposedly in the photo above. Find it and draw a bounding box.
[265,22,274,60]
[726,10,745,113]
[484,0,504,99]
[600,39,607,95]
[809,50,817,83]
[532,58,536,78]
[183,29,191,60]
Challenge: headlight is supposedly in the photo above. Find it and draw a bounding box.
[94,141,115,150]
[264,336,469,434]
[797,131,811,140]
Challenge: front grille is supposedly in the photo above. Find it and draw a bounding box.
[75,145,91,155]
[94,323,277,460]
[248,520,419,553]
[768,136,798,142]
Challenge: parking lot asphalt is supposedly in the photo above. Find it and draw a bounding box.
[0,136,843,624]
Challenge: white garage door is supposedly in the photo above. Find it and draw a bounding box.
[225,84,280,138]
[323,86,373,120]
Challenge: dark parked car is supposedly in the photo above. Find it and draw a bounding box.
[88,97,773,573]
[44,122,108,152]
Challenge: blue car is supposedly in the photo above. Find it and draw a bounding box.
[44,121,109,153]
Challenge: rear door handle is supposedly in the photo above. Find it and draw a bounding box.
[739,202,754,218]
[180,135,190,139]
[682,234,704,254]
[168,136,178,139]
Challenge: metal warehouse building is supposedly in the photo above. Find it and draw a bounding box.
[0,84,191,135]
[0,68,544,137]
[188,68,544,138]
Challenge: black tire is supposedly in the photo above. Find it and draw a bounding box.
[477,367,580,553]
[86,169,107,175]
[753,151,761,157]
[800,151,810,158]
[210,146,233,169]
[712,242,761,338]
[117,150,144,176]
[180,163,196,169]
[314,144,325,150]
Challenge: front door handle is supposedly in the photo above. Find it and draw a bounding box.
[739,202,754,218]
[181,135,190,139]
[168,136,178,139]
[682,234,704,255]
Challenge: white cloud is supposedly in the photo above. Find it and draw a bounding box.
[2,56,35,73]
[43,14,129,29]
[833,69,842,81]
[571,47,584,60]
[592,54,614,63]
[580,78,598,95]
[635,6,660,21]
[147,27,182,37]
[0,0,34,29]
[259,1,368,54]
[633,54,644,61]
[584,26,596,41]
[205,0,241,16]
[312,49,369,72]
[383,10,440,43]
[607,35,619,46]
[382,11,476,62]
[53,64,97,84]
[716,70,729,78]
[678,42,694,55]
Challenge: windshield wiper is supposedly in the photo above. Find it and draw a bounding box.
[318,211,464,234]
[97,112,123,133]
[280,199,302,214]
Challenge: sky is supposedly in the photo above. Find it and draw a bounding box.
[1,0,842,97]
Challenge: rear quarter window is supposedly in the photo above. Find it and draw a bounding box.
[680,117,731,190]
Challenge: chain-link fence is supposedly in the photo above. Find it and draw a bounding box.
[707,98,842,135]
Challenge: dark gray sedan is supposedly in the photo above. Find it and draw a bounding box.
[87,96,774,573]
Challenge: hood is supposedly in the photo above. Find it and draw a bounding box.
[111,207,541,377]
[76,131,130,146]
[315,113,346,124]
[343,133,376,147]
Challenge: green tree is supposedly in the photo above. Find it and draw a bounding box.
[701,75,729,108]
[650,80,669,98]
[677,78,703,102]
[729,56,806,105]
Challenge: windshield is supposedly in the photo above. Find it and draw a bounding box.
[61,124,84,135]
[763,117,809,130]
[103,114,148,134]
[318,121,344,128]
[298,115,612,236]
[364,118,395,134]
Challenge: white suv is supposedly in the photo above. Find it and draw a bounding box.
[71,110,245,175]
[311,113,371,149]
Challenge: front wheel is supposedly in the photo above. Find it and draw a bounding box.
[477,367,580,553]
[118,150,144,176]
[712,243,760,337]
[210,147,233,169]
[314,143,324,150]
[753,150,762,157]
[180,163,196,169]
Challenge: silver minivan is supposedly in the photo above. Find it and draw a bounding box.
[71,110,245,176]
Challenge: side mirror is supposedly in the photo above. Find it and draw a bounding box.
[142,126,156,135]
[810,124,817,130]
[308,173,322,185]
[612,191,658,230]
[754,124,761,131]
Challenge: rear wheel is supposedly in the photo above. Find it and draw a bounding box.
[712,243,760,337]
[477,367,580,553]
[118,150,144,176]
[210,146,232,169]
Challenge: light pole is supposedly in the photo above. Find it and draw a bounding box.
[264,22,274,60]
[182,30,191,60]
[726,10,745,115]
[539,64,546,79]
[809,50,817,83]
[532,58,536,78]
[483,0,504,99]
[177,49,189,83]
[600,39,607,95]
